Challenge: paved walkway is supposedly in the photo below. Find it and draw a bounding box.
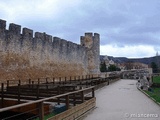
[84,79,160,120]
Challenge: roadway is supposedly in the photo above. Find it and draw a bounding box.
[84,79,160,120]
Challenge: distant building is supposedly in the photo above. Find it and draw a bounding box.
[103,55,115,69]
[156,51,159,56]
[122,62,148,70]
[117,63,125,71]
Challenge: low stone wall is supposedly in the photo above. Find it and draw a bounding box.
[48,98,96,120]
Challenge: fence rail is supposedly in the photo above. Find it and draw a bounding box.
[0,74,120,120]
[0,86,95,120]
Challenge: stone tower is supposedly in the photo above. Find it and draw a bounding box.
[80,33,100,74]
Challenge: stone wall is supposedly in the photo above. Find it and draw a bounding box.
[0,19,100,82]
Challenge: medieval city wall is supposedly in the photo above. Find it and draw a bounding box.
[0,20,89,82]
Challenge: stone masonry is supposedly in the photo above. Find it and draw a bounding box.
[0,19,100,82]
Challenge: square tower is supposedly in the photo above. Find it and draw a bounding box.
[80,33,100,74]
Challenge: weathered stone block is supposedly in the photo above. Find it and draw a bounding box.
[0,19,6,30]
[9,23,21,35]
[22,28,33,38]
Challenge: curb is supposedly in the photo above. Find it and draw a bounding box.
[137,87,160,106]
[76,107,97,120]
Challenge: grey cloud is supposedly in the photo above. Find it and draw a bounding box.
[107,32,160,46]
[1,0,160,57]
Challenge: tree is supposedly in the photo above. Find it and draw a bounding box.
[108,65,116,71]
[100,62,107,72]
[151,62,158,73]
[108,65,121,72]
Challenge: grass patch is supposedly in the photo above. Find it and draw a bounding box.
[144,87,160,103]
[44,113,55,120]
[34,113,55,120]
[153,76,160,84]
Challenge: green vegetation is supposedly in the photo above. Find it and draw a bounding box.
[108,65,121,72]
[152,76,160,84]
[100,62,121,72]
[144,87,160,103]
[151,62,158,73]
[100,62,107,72]
[44,113,55,120]
[34,113,55,120]
[143,76,160,103]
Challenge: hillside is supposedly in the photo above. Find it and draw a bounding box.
[100,55,160,66]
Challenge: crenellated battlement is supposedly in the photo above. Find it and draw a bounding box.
[22,28,33,38]
[9,23,21,35]
[0,19,100,81]
[0,19,6,30]
[0,19,89,49]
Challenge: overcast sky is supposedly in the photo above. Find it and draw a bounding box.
[0,0,160,58]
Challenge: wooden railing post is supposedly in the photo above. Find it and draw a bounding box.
[37,85,39,99]
[7,80,9,88]
[46,78,48,84]
[1,83,4,108]
[46,82,49,94]
[57,86,60,105]
[65,95,69,110]
[63,86,65,93]
[81,91,84,103]
[91,80,93,86]
[65,77,67,84]
[29,79,31,88]
[86,81,88,87]
[29,79,31,84]
[18,84,21,104]
[59,77,61,84]
[38,102,44,120]
[53,78,55,84]
[80,81,82,89]
[73,87,76,106]
[70,76,72,83]
[45,78,48,94]
[38,78,40,85]
[19,80,21,85]
[92,88,95,98]
[32,81,34,89]
[96,79,98,85]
